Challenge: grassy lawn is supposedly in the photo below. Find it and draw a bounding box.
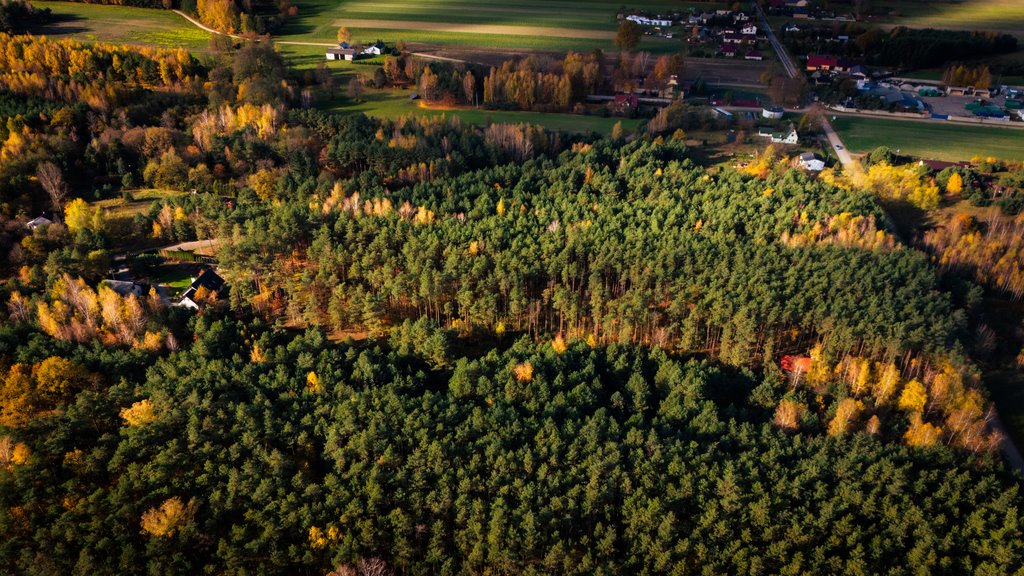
[278,0,720,52]
[94,189,186,219]
[30,2,211,50]
[831,116,1024,162]
[324,87,644,135]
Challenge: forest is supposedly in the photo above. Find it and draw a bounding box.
[1,12,1024,576]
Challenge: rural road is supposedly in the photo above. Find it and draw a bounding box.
[821,115,855,169]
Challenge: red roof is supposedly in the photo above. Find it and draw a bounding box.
[807,55,838,68]
[613,94,639,109]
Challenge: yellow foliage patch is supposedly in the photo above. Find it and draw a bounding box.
[121,399,157,427]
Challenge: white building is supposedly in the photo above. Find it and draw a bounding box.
[626,14,673,27]
[762,106,784,119]
[326,47,356,61]
[799,152,825,171]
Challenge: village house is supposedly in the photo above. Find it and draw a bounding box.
[758,123,799,144]
[741,23,758,35]
[177,268,227,310]
[723,31,747,44]
[799,152,825,171]
[806,55,838,72]
[25,215,52,230]
[611,94,639,114]
[103,279,150,298]
[361,44,383,57]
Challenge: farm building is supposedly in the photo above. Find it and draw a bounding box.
[326,47,356,61]
[626,15,673,27]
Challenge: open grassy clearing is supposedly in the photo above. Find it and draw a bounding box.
[94,189,186,219]
[324,87,644,134]
[279,0,723,52]
[29,2,211,50]
[831,116,1024,162]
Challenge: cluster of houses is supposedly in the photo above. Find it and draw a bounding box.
[765,0,856,22]
[680,9,766,60]
[326,41,387,62]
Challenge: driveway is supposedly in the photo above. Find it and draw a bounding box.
[821,115,855,170]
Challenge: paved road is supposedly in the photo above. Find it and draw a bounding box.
[754,2,798,78]
[821,113,855,170]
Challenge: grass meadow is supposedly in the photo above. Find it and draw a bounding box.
[278,0,725,52]
[831,116,1024,162]
[31,2,211,50]
[323,87,645,135]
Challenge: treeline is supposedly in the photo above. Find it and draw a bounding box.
[784,26,1017,70]
[0,0,49,33]
[394,51,680,114]
[0,320,1021,575]
[0,33,201,109]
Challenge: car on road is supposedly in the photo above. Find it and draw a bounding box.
[835,145,843,150]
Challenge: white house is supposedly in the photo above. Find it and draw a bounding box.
[799,152,825,171]
[762,106,784,119]
[775,124,799,144]
[175,268,226,310]
[760,123,799,144]
[741,23,758,35]
[626,14,673,27]
[26,215,53,230]
[361,45,383,56]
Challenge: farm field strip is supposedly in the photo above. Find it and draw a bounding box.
[279,0,724,47]
[332,19,615,39]
[831,116,1024,162]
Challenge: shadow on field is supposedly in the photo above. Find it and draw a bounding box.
[30,13,90,36]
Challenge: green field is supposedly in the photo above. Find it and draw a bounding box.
[324,87,644,134]
[30,2,211,49]
[94,189,186,219]
[832,116,1024,162]
[278,0,721,52]
[772,0,1024,37]
[869,0,1024,36]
